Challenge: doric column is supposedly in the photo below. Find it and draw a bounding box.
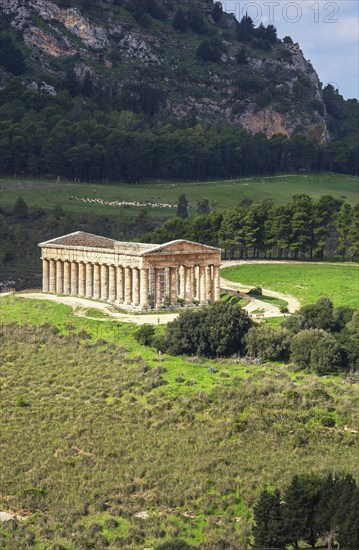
[117,266,124,304]
[185,266,193,303]
[93,264,101,300]
[132,267,140,306]
[125,267,132,305]
[85,263,93,298]
[199,265,206,304]
[71,262,78,296]
[56,260,63,294]
[155,268,163,308]
[109,265,116,302]
[169,267,178,305]
[196,265,200,300]
[179,265,185,299]
[100,264,109,301]
[63,261,71,295]
[42,259,49,292]
[49,259,56,293]
[78,262,86,297]
[213,265,221,301]
[205,265,212,302]
[192,266,196,298]
[140,268,149,309]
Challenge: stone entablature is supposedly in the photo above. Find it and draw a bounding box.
[39,232,222,310]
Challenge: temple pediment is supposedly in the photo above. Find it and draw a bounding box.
[142,240,221,256]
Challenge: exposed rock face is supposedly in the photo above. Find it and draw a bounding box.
[0,0,328,139]
[1,0,109,48]
[23,25,78,57]
[238,108,293,137]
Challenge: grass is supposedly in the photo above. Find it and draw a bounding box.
[220,291,249,307]
[250,293,288,310]
[0,172,357,219]
[221,263,359,308]
[0,296,358,548]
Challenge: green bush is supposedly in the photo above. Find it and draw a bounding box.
[290,329,342,374]
[245,325,291,361]
[248,286,262,296]
[134,324,155,346]
[164,302,253,357]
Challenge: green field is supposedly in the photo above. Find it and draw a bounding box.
[1,172,357,219]
[0,296,358,548]
[221,263,359,308]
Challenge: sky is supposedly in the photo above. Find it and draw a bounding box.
[222,0,359,99]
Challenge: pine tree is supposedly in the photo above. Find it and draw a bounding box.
[188,5,206,34]
[12,196,28,220]
[173,9,187,32]
[283,475,320,548]
[348,203,359,260]
[336,203,352,260]
[211,2,223,23]
[196,198,210,215]
[236,47,248,65]
[177,194,188,219]
[253,489,287,549]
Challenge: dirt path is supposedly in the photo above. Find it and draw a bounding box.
[220,260,301,314]
[14,293,179,325]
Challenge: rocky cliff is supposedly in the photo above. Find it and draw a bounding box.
[0,0,328,139]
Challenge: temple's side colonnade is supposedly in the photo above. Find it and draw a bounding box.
[41,260,221,309]
[39,233,222,310]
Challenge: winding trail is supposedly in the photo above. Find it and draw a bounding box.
[220,260,301,315]
[1,262,302,323]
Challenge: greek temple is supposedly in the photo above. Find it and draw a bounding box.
[39,232,222,310]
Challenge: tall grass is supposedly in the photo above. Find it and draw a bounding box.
[0,298,358,548]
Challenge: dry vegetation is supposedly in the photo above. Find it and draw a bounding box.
[0,297,358,548]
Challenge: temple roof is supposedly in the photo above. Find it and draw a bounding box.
[39,231,117,249]
[39,231,221,255]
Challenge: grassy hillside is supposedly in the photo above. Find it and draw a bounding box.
[221,263,359,308]
[0,172,357,219]
[0,296,358,549]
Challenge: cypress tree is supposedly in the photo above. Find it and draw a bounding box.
[176,194,188,219]
[12,196,28,220]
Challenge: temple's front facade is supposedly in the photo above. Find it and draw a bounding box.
[39,232,222,310]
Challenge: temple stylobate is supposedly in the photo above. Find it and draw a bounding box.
[39,232,222,310]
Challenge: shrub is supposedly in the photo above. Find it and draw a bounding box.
[196,39,223,62]
[281,314,309,334]
[248,286,262,296]
[299,297,335,331]
[156,539,194,549]
[173,9,187,32]
[245,325,291,361]
[164,302,253,357]
[290,329,342,374]
[134,324,155,346]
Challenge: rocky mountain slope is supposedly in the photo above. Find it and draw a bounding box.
[0,0,328,139]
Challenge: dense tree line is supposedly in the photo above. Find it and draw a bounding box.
[0,79,357,184]
[253,473,359,549]
[0,197,155,285]
[146,194,359,261]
